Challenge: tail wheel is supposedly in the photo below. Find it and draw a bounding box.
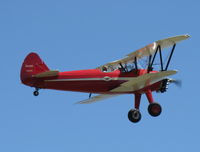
[148,102,162,117]
[33,91,39,96]
[128,109,141,123]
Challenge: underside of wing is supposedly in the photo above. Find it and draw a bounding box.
[98,34,190,70]
[76,94,119,104]
[110,70,177,92]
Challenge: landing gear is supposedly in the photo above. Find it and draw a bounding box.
[148,102,162,117]
[145,90,162,117]
[128,109,141,123]
[128,93,142,123]
[128,91,162,123]
[33,88,39,96]
[33,90,39,96]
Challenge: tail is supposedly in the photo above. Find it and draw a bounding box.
[20,52,50,86]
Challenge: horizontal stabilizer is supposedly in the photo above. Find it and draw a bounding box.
[33,70,59,78]
[76,94,119,104]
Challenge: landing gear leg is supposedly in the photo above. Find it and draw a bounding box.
[146,90,162,117]
[128,93,142,123]
[33,88,39,96]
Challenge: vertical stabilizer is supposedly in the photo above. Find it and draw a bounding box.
[20,52,49,86]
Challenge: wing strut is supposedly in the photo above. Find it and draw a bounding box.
[134,57,138,70]
[148,45,160,72]
[89,93,92,98]
[119,63,127,72]
[147,55,152,72]
[165,44,176,71]
[159,46,164,71]
[148,44,176,72]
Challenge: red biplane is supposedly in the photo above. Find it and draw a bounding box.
[20,34,190,123]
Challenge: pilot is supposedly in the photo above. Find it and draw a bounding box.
[102,66,108,72]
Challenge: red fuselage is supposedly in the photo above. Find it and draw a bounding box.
[22,68,161,94]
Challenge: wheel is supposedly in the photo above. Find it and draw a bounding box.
[33,91,39,96]
[128,109,141,123]
[148,102,162,117]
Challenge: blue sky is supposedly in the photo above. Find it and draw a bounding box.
[0,0,199,151]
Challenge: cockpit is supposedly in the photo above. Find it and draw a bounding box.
[100,63,137,73]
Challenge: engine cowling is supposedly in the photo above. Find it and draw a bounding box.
[157,79,169,93]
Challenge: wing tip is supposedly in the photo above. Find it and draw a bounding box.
[183,34,191,39]
[75,100,90,104]
[171,70,178,75]
[161,70,178,75]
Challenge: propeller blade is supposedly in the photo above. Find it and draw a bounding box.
[169,79,182,88]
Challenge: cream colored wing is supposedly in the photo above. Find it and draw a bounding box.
[110,70,177,92]
[76,70,177,104]
[76,94,119,104]
[99,34,190,69]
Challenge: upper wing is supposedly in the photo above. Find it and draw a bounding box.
[111,70,177,92]
[76,94,119,104]
[98,34,190,70]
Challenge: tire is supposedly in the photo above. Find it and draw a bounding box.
[33,91,39,96]
[148,102,162,117]
[128,109,141,123]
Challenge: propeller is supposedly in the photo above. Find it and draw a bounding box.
[168,79,182,88]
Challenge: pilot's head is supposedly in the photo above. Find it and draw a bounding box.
[102,66,107,72]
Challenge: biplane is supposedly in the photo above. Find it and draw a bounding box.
[20,34,190,123]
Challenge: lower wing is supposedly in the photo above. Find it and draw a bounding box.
[76,94,119,104]
[76,70,177,104]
